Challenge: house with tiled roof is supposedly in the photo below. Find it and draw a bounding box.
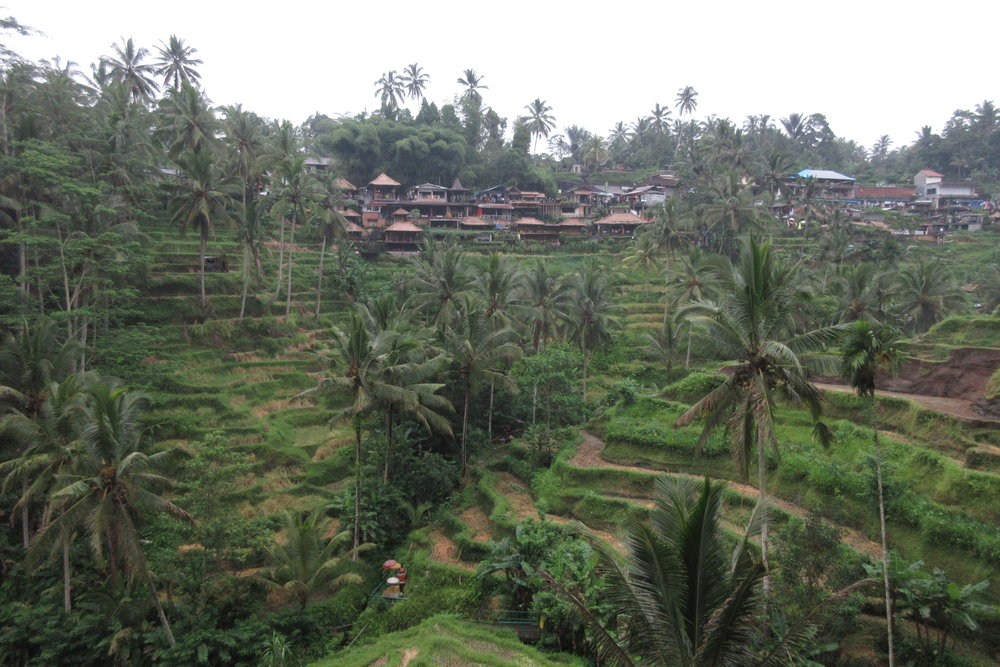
[594,210,651,236]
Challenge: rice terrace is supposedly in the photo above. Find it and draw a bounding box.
[1,10,999,666]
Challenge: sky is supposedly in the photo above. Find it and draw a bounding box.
[5,0,998,153]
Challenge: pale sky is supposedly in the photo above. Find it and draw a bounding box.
[6,0,998,152]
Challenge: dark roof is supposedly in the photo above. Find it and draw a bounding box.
[449,178,467,191]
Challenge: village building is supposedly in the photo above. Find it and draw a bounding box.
[383,220,424,252]
[360,173,402,228]
[594,210,651,236]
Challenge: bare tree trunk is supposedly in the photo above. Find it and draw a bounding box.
[874,430,895,667]
[149,581,176,646]
[21,477,29,548]
[581,345,589,403]
[531,384,538,425]
[315,235,327,320]
[685,328,693,369]
[758,425,770,599]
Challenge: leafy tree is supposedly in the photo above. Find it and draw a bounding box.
[895,259,966,333]
[258,509,370,608]
[675,238,844,583]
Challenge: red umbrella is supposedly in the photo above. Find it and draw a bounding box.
[382,559,400,569]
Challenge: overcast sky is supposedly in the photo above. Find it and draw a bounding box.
[6,0,998,153]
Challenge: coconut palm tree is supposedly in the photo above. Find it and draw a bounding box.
[581,135,608,172]
[102,37,158,104]
[236,200,266,321]
[456,68,487,102]
[154,35,202,92]
[700,171,772,256]
[522,98,555,154]
[314,175,349,320]
[29,379,191,645]
[675,85,698,117]
[272,155,322,318]
[840,320,906,667]
[443,297,521,473]
[547,476,765,666]
[564,261,618,402]
[649,102,672,133]
[169,149,235,311]
[409,242,473,329]
[258,509,371,608]
[401,63,429,102]
[675,238,845,586]
[310,306,452,552]
[159,82,219,157]
[895,259,966,333]
[374,70,404,117]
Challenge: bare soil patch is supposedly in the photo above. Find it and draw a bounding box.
[496,472,538,521]
[815,382,997,422]
[427,529,474,570]
[458,506,492,542]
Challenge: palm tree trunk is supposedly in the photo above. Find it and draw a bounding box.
[874,430,895,667]
[758,425,770,599]
[21,477,29,548]
[581,344,589,403]
[685,328,693,369]
[488,381,495,441]
[383,409,393,482]
[274,217,286,299]
[285,211,296,318]
[353,416,363,557]
[63,538,72,613]
[315,235,327,320]
[531,384,538,425]
[462,383,471,475]
[149,579,176,646]
[199,227,208,311]
[239,245,251,321]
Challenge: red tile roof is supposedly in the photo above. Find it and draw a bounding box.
[919,170,944,178]
[856,186,916,199]
[514,217,546,226]
[596,212,650,225]
[384,220,423,232]
[334,177,357,191]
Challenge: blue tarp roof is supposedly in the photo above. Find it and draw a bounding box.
[797,169,856,182]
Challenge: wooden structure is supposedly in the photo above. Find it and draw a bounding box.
[383,220,424,251]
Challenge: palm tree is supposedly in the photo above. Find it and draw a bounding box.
[374,70,404,117]
[700,171,772,256]
[649,102,672,132]
[564,262,618,402]
[522,98,555,154]
[840,320,906,667]
[547,476,764,666]
[896,260,966,333]
[456,68,487,102]
[521,260,570,424]
[159,82,219,157]
[236,200,266,321]
[443,297,521,473]
[622,234,661,275]
[475,253,523,438]
[675,238,845,585]
[103,37,158,103]
[310,306,452,552]
[675,85,698,117]
[170,149,235,311]
[272,155,322,318]
[30,379,191,645]
[221,105,265,207]
[401,63,429,102]
[314,175,349,320]
[409,242,473,328]
[154,35,202,91]
[258,509,371,608]
[581,134,608,172]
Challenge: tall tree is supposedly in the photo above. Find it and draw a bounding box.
[456,68,487,103]
[564,262,617,401]
[840,320,906,667]
[374,70,404,117]
[154,35,202,92]
[401,63,429,102]
[102,37,158,104]
[675,238,844,588]
[272,154,321,318]
[170,149,235,311]
[442,297,520,474]
[522,98,555,154]
[675,85,698,117]
[29,379,191,645]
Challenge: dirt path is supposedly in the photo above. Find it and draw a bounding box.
[572,431,882,559]
[815,382,998,422]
